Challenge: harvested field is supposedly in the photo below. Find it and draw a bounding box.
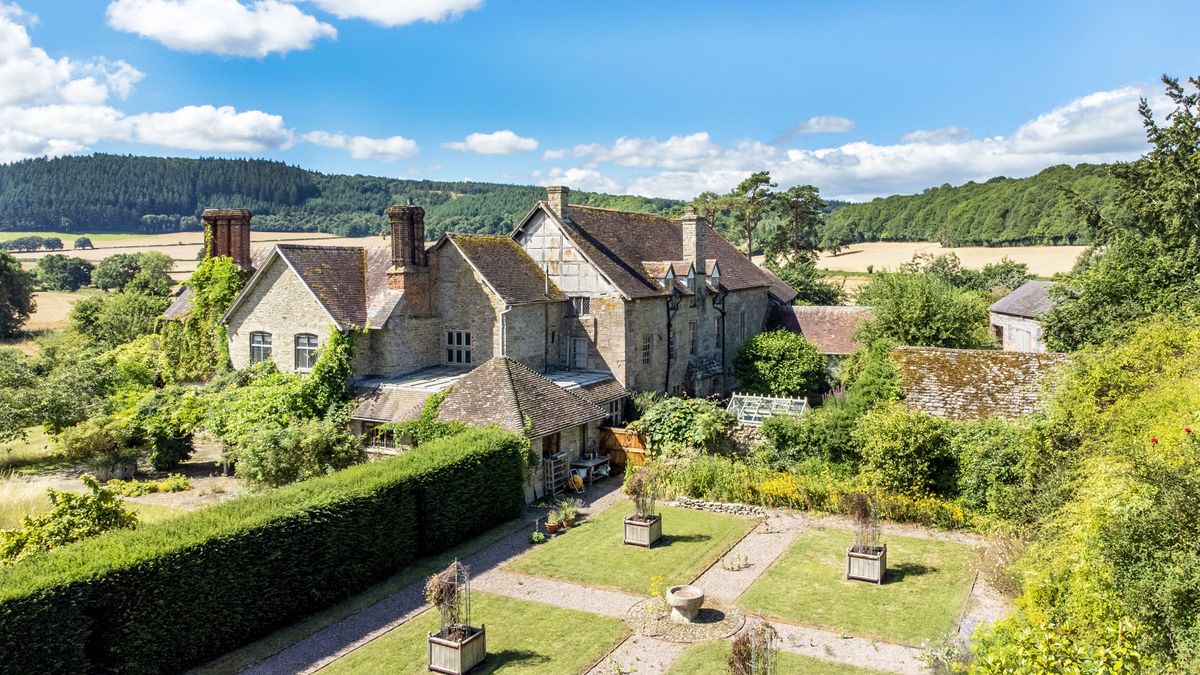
[815,241,1086,277]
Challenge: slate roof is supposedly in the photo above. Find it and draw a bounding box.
[445,234,565,305]
[530,204,797,304]
[351,387,431,423]
[988,280,1056,319]
[892,346,1069,420]
[436,357,608,438]
[776,306,874,355]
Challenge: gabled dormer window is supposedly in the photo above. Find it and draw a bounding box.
[709,261,720,285]
[662,268,675,289]
[687,267,697,306]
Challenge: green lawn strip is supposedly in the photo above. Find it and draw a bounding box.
[504,505,757,594]
[195,517,528,675]
[667,640,885,675]
[128,502,185,525]
[323,591,629,675]
[739,527,977,646]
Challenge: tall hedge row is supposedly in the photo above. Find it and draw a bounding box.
[0,427,527,674]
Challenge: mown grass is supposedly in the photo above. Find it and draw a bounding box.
[0,428,64,474]
[0,474,184,530]
[739,527,977,646]
[504,505,757,594]
[195,517,529,675]
[667,640,884,675]
[322,591,628,675]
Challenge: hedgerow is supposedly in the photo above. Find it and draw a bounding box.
[0,426,527,674]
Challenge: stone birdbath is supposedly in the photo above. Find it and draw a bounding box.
[666,585,705,623]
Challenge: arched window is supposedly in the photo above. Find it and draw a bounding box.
[295,333,319,370]
[249,332,272,363]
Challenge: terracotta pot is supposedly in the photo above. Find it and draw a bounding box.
[564,517,577,527]
[546,522,559,534]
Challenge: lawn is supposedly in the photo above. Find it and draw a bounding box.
[322,592,628,675]
[739,528,977,646]
[504,505,757,594]
[0,475,184,530]
[667,640,884,675]
[0,427,64,473]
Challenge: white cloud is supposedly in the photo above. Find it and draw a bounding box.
[541,148,566,160]
[773,115,855,144]
[444,129,538,155]
[538,85,1168,201]
[304,130,419,161]
[305,0,482,27]
[106,0,337,57]
[133,105,293,151]
[0,5,143,106]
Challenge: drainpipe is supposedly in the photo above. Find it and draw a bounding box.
[500,304,512,357]
[664,291,680,393]
[713,286,728,393]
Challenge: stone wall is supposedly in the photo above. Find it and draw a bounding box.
[226,256,338,372]
[433,243,507,366]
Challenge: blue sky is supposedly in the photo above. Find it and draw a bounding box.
[2,0,1197,200]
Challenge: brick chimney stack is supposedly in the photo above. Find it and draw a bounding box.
[386,202,431,314]
[546,185,569,219]
[682,206,706,277]
[201,208,253,271]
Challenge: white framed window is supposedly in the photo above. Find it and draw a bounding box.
[687,269,696,306]
[445,330,472,364]
[604,399,623,427]
[689,320,697,355]
[568,296,590,316]
[294,333,319,371]
[641,333,652,366]
[249,332,272,363]
[569,337,588,370]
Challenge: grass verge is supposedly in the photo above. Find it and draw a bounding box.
[195,517,529,675]
[322,591,628,675]
[738,527,977,646]
[0,427,64,474]
[504,505,757,594]
[667,640,884,674]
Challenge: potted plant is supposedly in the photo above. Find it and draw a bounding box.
[545,512,561,535]
[623,468,662,547]
[560,498,583,527]
[425,561,486,674]
[845,493,886,584]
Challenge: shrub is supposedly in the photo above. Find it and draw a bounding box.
[733,329,827,397]
[854,402,955,496]
[0,427,527,674]
[948,417,1028,518]
[0,475,137,564]
[231,415,365,487]
[128,385,201,470]
[629,396,735,457]
[105,474,192,497]
[56,415,144,472]
[855,272,995,349]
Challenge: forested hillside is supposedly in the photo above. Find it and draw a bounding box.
[823,163,1126,246]
[0,154,680,238]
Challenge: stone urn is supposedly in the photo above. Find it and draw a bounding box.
[666,584,705,623]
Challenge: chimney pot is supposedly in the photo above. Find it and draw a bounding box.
[201,208,253,271]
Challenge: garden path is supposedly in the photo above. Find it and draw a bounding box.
[238,491,1006,675]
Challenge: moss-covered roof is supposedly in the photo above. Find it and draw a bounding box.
[892,346,1068,419]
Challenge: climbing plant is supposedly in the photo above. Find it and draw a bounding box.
[159,256,247,382]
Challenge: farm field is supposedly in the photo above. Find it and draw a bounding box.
[814,241,1087,277]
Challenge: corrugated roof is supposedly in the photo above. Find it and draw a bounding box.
[892,346,1068,420]
[533,204,796,304]
[436,357,608,438]
[988,280,1056,319]
[775,306,874,355]
[447,234,565,305]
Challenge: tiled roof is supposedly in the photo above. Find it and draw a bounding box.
[574,379,628,406]
[447,234,565,305]
[350,387,431,423]
[775,306,874,355]
[989,280,1056,319]
[892,346,1068,420]
[275,244,369,328]
[436,357,608,438]
[545,204,797,304]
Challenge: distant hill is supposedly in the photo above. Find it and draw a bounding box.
[822,163,1126,247]
[0,154,682,239]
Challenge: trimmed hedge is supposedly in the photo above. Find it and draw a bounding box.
[0,427,527,674]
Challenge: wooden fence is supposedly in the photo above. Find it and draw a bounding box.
[600,427,646,467]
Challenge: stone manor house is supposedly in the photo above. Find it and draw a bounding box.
[179,188,797,499]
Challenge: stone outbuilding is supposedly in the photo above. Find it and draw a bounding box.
[891,346,1068,420]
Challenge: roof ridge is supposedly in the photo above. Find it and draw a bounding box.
[276,243,368,253]
[569,203,674,219]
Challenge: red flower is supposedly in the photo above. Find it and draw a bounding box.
[1186,427,1192,434]
[1151,437,1159,444]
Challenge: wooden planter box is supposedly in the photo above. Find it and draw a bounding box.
[428,625,486,674]
[624,513,662,547]
[846,544,887,584]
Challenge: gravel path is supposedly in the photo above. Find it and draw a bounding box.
[691,514,803,602]
[585,635,689,675]
[769,621,926,675]
[474,570,641,618]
